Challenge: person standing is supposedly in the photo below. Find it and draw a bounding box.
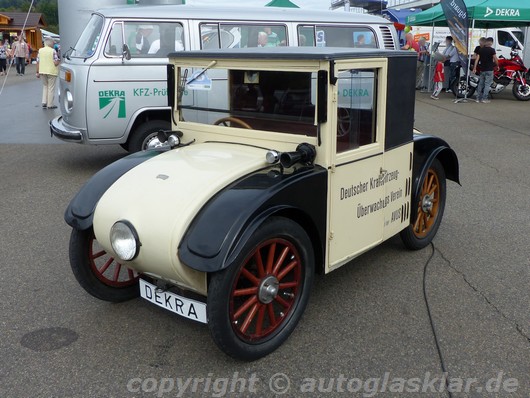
[442,36,459,92]
[36,38,60,109]
[472,37,486,61]
[12,35,29,75]
[431,60,445,100]
[473,37,499,104]
[0,39,8,76]
[401,33,419,52]
[416,37,428,89]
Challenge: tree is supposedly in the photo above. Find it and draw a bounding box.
[0,0,59,32]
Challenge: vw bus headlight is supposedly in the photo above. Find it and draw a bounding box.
[110,221,140,261]
[64,89,74,113]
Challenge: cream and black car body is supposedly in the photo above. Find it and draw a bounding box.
[65,47,459,360]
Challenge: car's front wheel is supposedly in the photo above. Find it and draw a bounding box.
[69,228,139,302]
[400,159,446,250]
[207,217,314,360]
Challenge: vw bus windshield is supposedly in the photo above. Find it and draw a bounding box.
[72,14,104,58]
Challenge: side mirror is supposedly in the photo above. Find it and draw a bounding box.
[122,44,131,61]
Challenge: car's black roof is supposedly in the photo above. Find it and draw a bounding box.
[169,46,416,61]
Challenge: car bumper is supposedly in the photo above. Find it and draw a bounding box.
[49,116,86,143]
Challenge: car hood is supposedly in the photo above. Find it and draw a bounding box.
[93,142,269,294]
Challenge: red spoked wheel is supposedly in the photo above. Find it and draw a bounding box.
[88,233,138,288]
[230,238,301,342]
[207,217,314,360]
[69,228,140,302]
[400,159,446,250]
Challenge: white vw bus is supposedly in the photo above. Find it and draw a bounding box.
[50,4,399,152]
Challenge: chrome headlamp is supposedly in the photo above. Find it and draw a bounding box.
[110,221,140,261]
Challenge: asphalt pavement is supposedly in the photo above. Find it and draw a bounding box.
[0,77,529,397]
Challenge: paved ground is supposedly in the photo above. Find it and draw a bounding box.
[0,77,529,397]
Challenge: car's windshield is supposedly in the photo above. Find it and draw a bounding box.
[72,14,104,58]
[178,67,318,137]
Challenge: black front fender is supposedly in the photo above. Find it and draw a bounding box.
[64,150,162,230]
[412,134,460,218]
[178,166,328,273]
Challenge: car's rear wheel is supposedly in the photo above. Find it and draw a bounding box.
[69,228,139,302]
[400,159,446,250]
[207,217,314,360]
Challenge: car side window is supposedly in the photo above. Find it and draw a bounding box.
[336,69,377,153]
[298,25,377,48]
[117,22,184,57]
[200,23,287,49]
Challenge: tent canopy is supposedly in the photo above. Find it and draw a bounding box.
[407,0,530,28]
[382,8,421,24]
[265,0,299,8]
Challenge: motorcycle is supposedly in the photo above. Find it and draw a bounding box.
[452,45,530,101]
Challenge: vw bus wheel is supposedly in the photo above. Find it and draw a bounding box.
[128,120,170,153]
[400,159,446,250]
[512,81,530,101]
[69,228,139,302]
[207,217,314,360]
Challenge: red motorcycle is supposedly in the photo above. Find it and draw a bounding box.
[452,46,530,101]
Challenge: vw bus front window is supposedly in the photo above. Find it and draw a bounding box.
[72,14,104,58]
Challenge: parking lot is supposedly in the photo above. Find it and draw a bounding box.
[1,74,529,397]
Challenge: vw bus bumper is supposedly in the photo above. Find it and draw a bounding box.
[50,116,86,143]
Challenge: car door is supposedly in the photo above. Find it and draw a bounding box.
[327,60,386,271]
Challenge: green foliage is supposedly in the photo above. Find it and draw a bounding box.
[0,0,58,32]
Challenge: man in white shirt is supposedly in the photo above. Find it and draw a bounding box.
[443,36,460,93]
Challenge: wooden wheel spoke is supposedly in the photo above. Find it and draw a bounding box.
[254,250,265,278]
[265,243,276,274]
[240,268,260,286]
[98,257,113,274]
[279,281,298,289]
[91,250,106,260]
[267,303,276,325]
[233,287,258,297]
[277,260,298,281]
[239,303,259,334]
[426,174,435,193]
[275,295,290,308]
[113,263,122,281]
[272,246,290,276]
[233,296,258,320]
[255,305,266,336]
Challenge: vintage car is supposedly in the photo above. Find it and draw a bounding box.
[65,47,459,360]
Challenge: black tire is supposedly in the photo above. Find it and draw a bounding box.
[400,159,446,250]
[207,217,314,361]
[69,228,139,302]
[127,120,170,153]
[451,76,476,99]
[512,81,530,101]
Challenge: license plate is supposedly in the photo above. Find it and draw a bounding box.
[139,279,207,324]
